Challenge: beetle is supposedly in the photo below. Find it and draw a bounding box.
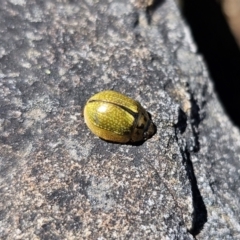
[84,90,156,143]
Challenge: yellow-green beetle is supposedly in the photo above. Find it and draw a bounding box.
[84,90,156,143]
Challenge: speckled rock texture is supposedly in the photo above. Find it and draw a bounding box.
[0,0,240,239]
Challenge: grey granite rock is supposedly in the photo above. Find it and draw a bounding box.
[0,0,240,239]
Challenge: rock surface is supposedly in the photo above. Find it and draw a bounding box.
[0,0,240,239]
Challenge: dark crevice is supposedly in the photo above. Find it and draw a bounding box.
[132,12,139,28]
[189,93,201,152]
[180,148,208,236]
[175,108,187,134]
[174,96,207,236]
[146,0,165,24]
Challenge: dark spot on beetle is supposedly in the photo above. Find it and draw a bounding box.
[144,116,147,121]
[121,127,131,134]
[136,130,140,135]
[137,123,144,129]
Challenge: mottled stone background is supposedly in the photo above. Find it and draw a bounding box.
[0,0,240,239]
